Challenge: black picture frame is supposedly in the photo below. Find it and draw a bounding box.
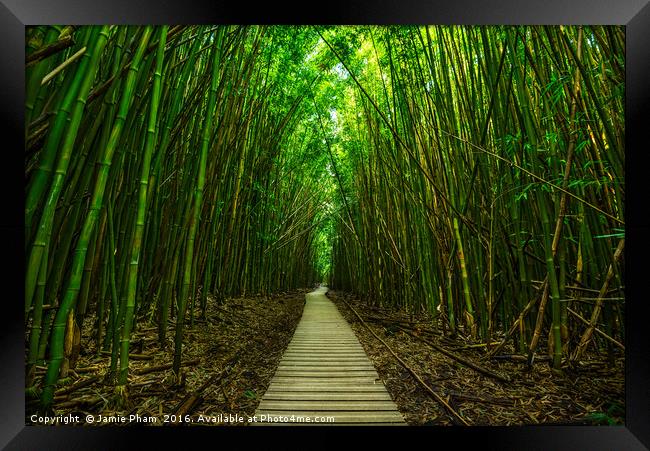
[2,1,648,448]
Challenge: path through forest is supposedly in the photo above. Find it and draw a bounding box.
[22,25,626,428]
[254,287,405,425]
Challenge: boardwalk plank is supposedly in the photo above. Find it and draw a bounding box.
[265,385,388,392]
[262,393,392,401]
[274,370,378,377]
[277,365,376,371]
[258,401,399,411]
[254,287,405,425]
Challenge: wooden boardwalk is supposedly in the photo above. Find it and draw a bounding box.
[254,286,405,425]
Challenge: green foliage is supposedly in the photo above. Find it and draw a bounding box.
[585,402,624,426]
[326,25,624,360]
[24,24,625,407]
[243,389,257,400]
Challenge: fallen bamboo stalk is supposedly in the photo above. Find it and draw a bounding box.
[139,327,159,332]
[341,299,470,426]
[173,393,202,418]
[446,390,514,406]
[398,327,511,384]
[74,365,101,373]
[567,307,624,350]
[55,375,100,396]
[449,341,502,350]
[129,379,160,388]
[101,351,153,360]
[135,358,200,375]
[491,354,551,362]
[173,355,239,417]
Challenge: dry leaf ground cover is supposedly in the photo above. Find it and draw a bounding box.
[26,287,623,427]
[328,290,624,426]
[26,289,307,426]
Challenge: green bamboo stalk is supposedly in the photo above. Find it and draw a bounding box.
[173,33,222,377]
[116,26,168,396]
[26,27,108,316]
[40,26,152,411]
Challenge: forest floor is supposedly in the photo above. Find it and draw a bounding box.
[26,289,307,425]
[27,287,624,427]
[327,290,625,426]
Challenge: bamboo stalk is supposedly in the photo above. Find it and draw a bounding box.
[40,46,87,86]
[572,238,625,361]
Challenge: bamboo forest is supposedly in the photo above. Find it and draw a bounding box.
[25,25,625,426]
